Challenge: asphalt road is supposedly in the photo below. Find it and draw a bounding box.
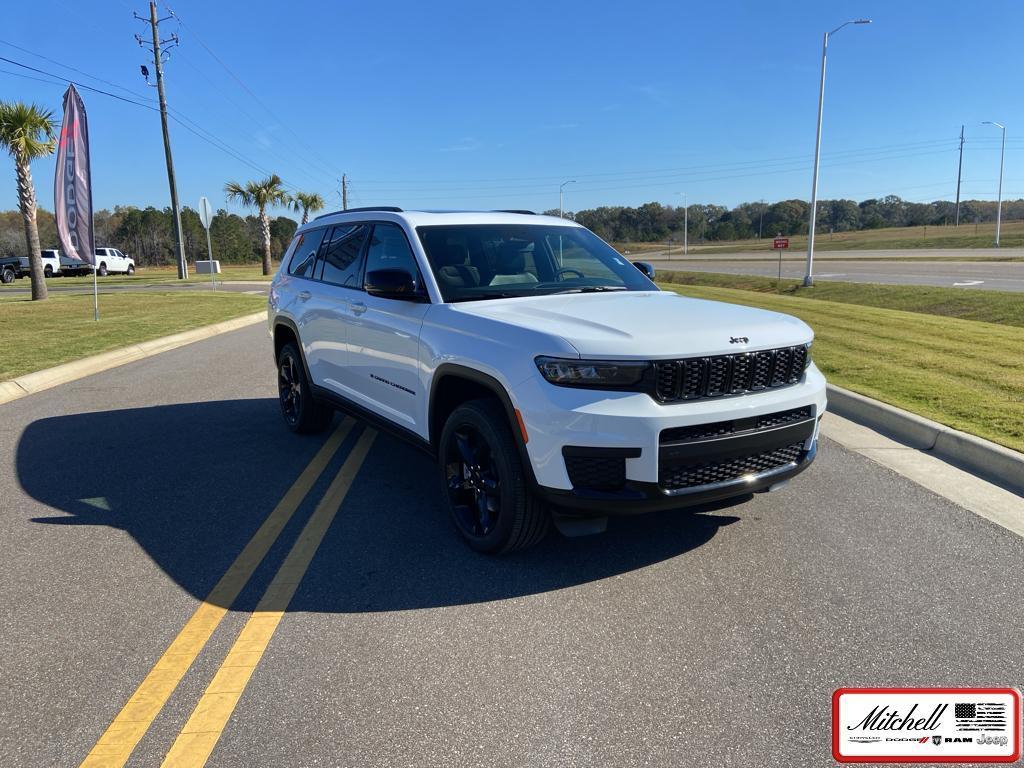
[2,325,1023,767]
[652,258,1024,292]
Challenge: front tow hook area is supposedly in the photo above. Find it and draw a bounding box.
[551,510,609,537]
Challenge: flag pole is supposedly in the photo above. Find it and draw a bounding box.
[92,248,99,320]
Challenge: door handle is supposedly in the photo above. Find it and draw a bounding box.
[350,301,367,315]
[298,290,312,301]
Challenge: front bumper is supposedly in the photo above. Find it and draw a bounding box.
[517,364,827,514]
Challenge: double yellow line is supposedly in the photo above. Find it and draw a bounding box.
[82,419,376,768]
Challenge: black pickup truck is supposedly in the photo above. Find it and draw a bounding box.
[0,255,29,283]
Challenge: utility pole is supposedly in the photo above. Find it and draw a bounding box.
[954,125,964,227]
[341,174,348,210]
[136,2,186,279]
[759,198,765,239]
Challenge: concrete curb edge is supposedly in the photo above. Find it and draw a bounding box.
[0,311,265,406]
[826,384,1023,496]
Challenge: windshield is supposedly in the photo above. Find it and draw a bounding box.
[416,223,656,302]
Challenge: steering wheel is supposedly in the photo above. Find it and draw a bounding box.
[555,268,585,280]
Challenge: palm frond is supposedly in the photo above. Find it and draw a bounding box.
[0,100,57,160]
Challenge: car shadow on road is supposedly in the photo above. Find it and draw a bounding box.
[17,399,744,613]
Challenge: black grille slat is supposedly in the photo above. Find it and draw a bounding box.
[652,345,807,403]
[659,442,804,491]
[565,456,627,491]
[755,406,812,430]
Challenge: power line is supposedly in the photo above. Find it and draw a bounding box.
[165,6,344,178]
[0,55,159,110]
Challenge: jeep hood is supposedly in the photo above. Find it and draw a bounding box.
[450,290,812,358]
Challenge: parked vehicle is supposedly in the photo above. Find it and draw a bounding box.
[94,247,135,276]
[39,249,62,277]
[59,254,95,277]
[0,255,26,283]
[268,208,826,553]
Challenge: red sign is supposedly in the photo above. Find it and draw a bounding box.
[773,237,790,250]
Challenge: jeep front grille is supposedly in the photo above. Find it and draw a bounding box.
[653,345,807,403]
[658,442,805,491]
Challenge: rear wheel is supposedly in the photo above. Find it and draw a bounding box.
[0,267,14,284]
[439,399,549,553]
[277,341,333,434]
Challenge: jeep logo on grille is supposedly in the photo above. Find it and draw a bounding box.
[729,336,749,344]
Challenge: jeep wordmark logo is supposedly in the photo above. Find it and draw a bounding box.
[729,336,749,344]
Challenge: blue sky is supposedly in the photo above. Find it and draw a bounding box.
[1,0,1021,217]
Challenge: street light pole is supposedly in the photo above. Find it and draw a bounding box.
[983,121,1006,247]
[559,180,576,218]
[678,192,688,255]
[803,18,871,287]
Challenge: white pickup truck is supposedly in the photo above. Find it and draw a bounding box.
[94,248,136,276]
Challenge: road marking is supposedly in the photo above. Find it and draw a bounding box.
[160,428,377,767]
[953,280,984,286]
[80,419,354,768]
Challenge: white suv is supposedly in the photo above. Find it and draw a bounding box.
[268,209,826,552]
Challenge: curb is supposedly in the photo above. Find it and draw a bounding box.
[0,312,265,406]
[826,384,1023,497]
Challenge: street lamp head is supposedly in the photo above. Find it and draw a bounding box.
[983,121,1005,130]
[853,19,872,24]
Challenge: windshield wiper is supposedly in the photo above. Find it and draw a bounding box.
[549,285,629,295]
[453,292,525,302]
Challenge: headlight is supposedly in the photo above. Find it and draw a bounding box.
[535,356,650,388]
[804,342,813,370]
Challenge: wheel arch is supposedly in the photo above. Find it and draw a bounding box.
[429,364,537,488]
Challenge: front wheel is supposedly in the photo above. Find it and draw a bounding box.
[98,263,107,277]
[44,265,53,277]
[0,267,14,284]
[277,342,333,434]
[126,264,135,275]
[439,399,549,553]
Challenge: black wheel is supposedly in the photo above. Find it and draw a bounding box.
[277,342,332,434]
[126,264,135,275]
[440,399,549,553]
[0,267,14,284]
[44,265,53,277]
[98,263,107,276]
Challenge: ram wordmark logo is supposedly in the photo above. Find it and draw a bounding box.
[729,336,749,344]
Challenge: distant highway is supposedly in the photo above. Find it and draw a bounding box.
[642,251,1024,292]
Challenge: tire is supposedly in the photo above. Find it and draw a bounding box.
[0,267,14,284]
[439,399,549,553]
[98,263,107,277]
[276,341,333,434]
[126,264,135,275]
[44,265,53,277]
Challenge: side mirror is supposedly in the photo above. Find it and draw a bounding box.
[632,261,656,280]
[365,268,423,300]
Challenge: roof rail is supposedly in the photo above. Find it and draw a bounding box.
[313,206,403,220]
[492,209,536,215]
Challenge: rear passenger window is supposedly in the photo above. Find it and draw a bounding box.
[364,223,420,280]
[318,224,369,288]
[288,228,327,278]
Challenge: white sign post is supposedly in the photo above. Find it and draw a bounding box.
[198,196,216,290]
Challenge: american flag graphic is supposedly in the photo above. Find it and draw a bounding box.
[954,702,1007,731]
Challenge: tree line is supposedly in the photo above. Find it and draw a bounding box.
[552,196,1024,243]
[0,205,300,267]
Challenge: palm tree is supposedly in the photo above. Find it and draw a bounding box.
[224,174,290,275]
[291,191,326,225]
[0,101,57,300]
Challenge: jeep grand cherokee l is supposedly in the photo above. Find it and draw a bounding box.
[268,208,826,553]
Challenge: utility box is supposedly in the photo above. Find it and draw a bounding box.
[195,260,221,274]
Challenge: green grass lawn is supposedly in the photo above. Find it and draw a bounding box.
[0,262,275,293]
[617,219,1024,254]
[0,291,265,380]
[658,282,1024,452]
[657,271,1024,328]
